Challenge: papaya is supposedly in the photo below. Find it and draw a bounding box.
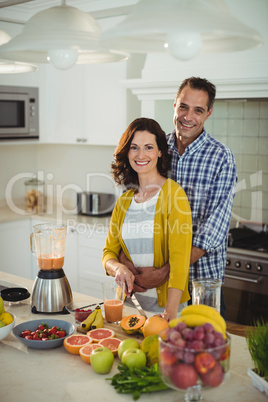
[120,314,146,335]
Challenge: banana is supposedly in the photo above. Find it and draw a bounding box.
[91,306,104,329]
[181,304,226,334]
[169,314,226,338]
[81,308,98,331]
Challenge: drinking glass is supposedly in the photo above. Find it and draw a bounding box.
[102,281,125,323]
[192,279,222,312]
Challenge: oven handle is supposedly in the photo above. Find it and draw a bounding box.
[225,274,262,284]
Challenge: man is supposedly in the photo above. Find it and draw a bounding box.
[120,77,237,318]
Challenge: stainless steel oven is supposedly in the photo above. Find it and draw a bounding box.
[223,224,268,325]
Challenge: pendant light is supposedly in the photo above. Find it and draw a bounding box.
[0,1,129,70]
[0,29,38,73]
[101,0,263,61]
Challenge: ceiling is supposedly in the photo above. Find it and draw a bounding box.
[0,0,138,23]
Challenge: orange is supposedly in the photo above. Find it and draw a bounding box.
[87,328,115,342]
[79,344,102,364]
[99,337,121,356]
[142,316,169,338]
[63,334,92,355]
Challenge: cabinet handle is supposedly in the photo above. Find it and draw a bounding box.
[81,138,87,143]
[76,138,82,142]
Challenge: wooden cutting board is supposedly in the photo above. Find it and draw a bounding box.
[77,320,144,343]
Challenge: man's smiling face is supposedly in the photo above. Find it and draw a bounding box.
[173,85,213,146]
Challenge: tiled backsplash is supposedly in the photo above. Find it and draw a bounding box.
[155,99,268,225]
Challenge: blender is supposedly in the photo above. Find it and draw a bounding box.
[30,223,72,314]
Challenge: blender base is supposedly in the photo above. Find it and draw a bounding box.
[31,269,73,314]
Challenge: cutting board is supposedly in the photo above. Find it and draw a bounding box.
[77,320,144,343]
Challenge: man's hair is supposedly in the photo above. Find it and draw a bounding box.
[176,77,216,111]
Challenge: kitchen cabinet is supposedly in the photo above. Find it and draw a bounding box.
[40,62,127,146]
[77,228,108,299]
[0,220,33,280]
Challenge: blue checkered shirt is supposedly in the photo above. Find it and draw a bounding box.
[167,129,237,292]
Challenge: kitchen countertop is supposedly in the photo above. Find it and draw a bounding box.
[0,200,111,227]
[0,271,267,402]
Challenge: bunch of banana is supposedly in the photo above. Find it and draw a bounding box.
[81,306,103,331]
[170,304,226,337]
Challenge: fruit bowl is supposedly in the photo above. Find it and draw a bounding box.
[159,324,231,401]
[0,312,15,341]
[13,319,75,349]
[65,301,103,324]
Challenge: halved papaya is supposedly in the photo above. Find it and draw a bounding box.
[120,314,146,335]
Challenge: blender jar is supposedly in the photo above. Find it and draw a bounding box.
[25,176,46,213]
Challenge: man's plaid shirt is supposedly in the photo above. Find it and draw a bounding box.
[167,129,237,291]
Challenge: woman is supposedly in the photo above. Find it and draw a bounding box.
[102,118,192,321]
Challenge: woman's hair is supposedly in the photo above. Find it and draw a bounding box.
[111,117,170,188]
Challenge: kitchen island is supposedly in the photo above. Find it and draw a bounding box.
[0,271,266,402]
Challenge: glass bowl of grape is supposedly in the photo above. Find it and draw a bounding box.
[159,322,231,401]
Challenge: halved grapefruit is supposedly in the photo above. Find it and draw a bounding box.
[63,334,92,355]
[87,328,115,342]
[79,343,102,364]
[99,337,121,356]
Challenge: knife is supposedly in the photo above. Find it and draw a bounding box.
[130,291,148,318]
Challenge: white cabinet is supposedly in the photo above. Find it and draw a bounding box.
[40,62,126,146]
[0,220,33,280]
[77,228,108,299]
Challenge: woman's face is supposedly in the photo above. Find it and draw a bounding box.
[127,130,162,176]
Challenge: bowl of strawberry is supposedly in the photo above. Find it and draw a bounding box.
[65,301,101,324]
[159,323,231,401]
[13,319,75,349]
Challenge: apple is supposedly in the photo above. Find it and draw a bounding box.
[118,339,140,360]
[200,361,224,387]
[90,347,114,374]
[122,348,146,370]
[170,363,198,390]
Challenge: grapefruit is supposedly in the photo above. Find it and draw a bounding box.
[142,316,169,338]
[99,337,121,356]
[63,334,92,355]
[87,328,115,342]
[79,344,102,364]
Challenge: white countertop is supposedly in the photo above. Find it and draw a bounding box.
[0,271,267,402]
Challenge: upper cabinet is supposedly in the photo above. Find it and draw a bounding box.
[39,62,127,146]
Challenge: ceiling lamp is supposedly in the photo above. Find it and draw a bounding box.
[101,0,263,61]
[0,1,128,70]
[0,29,38,73]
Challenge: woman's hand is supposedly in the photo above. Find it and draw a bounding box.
[114,263,135,297]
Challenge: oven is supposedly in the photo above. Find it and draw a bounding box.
[223,224,268,326]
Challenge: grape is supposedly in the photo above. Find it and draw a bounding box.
[183,351,195,364]
[174,322,187,333]
[203,322,214,333]
[204,332,215,346]
[169,330,182,344]
[191,340,204,351]
[174,349,184,360]
[182,328,194,341]
[194,326,205,340]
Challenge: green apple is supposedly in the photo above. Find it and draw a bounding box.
[90,347,114,374]
[122,348,146,369]
[118,339,140,360]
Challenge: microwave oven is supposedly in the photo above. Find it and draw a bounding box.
[0,85,39,140]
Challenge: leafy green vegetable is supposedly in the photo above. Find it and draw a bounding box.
[246,318,268,379]
[106,363,169,400]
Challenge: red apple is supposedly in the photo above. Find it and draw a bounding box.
[170,363,198,389]
[200,361,224,387]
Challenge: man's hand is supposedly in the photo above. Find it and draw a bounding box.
[119,250,170,291]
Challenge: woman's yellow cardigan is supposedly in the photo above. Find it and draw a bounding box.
[102,179,192,306]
